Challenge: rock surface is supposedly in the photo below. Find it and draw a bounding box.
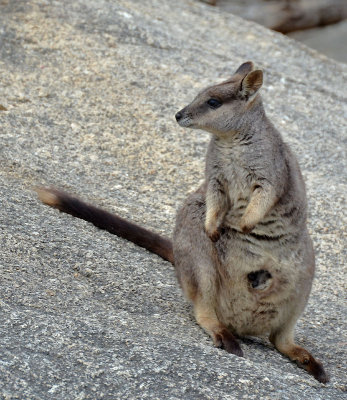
[288,20,347,64]
[0,0,346,399]
[213,0,347,33]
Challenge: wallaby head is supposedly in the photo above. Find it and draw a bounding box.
[175,61,263,136]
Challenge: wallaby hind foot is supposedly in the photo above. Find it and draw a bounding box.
[270,331,329,383]
[193,295,243,357]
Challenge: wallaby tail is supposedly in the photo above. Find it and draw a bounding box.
[36,188,174,264]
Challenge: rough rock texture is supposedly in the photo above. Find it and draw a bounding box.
[0,0,346,399]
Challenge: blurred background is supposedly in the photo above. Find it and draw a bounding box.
[200,0,347,63]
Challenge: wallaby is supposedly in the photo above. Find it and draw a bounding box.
[37,61,328,383]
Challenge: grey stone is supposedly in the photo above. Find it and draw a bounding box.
[0,0,346,399]
[288,20,347,64]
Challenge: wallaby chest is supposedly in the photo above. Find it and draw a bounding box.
[207,142,259,221]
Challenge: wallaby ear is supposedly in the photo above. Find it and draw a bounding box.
[234,61,254,77]
[240,70,263,98]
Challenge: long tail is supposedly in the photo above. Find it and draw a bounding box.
[36,188,174,264]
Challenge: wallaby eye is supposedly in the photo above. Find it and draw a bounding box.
[207,98,222,109]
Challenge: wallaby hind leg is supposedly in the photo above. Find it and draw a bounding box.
[175,186,242,357]
[193,295,243,357]
[269,326,329,383]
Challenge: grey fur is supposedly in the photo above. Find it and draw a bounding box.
[173,62,328,383]
[37,61,329,383]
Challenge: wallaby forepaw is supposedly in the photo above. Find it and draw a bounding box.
[239,214,256,233]
[209,229,221,242]
[205,222,221,242]
[240,222,255,234]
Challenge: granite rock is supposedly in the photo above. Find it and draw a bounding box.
[0,0,346,399]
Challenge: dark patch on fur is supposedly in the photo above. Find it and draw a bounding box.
[248,269,272,288]
[282,206,298,219]
[248,231,287,241]
[259,219,277,226]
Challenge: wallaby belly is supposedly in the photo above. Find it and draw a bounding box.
[173,186,313,337]
[215,229,309,336]
[216,264,293,336]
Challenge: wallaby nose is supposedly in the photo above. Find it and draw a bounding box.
[175,111,183,122]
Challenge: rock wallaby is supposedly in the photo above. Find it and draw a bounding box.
[37,61,328,383]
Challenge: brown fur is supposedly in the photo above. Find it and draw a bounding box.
[37,61,328,383]
[174,62,328,383]
[37,188,174,263]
